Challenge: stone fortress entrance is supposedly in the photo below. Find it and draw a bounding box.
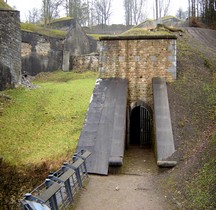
[77,35,177,174]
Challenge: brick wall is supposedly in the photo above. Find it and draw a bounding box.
[0,10,21,90]
[99,35,177,106]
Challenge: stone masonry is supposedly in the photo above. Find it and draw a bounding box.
[72,54,99,72]
[21,31,63,75]
[99,35,177,106]
[0,10,21,90]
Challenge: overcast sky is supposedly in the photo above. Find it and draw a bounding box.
[7,0,188,24]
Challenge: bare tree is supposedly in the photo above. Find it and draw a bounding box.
[88,0,98,26]
[176,8,188,20]
[63,0,97,26]
[27,8,41,23]
[42,0,63,25]
[187,0,216,26]
[158,0,171,18]
[132,0,147,25]
[124,0,147,25]
[155,0,159,20]
[94,0,112,25]
[124,0,133,25]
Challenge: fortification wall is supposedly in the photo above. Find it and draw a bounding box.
[62,21,92,71]
[99,35,177,106]
[21,31,63,76]
[0,10,21,90]
[72,54,99,72]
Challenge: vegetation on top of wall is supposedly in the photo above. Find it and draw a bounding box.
[50,16,73,23]
[0,0,13,10]
[121,28,171,36]
[21,23,67,39]
[133,18,154,27]
[133,16,183,29]
[87,33,111,40]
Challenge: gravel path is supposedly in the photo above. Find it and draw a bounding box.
[73,146,172,210]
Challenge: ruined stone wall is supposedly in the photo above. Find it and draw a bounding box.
[21,31,63,75]
[0,10,21,90]
[99,36,177,106]
[72,54,99,72]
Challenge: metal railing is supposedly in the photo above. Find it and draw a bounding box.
[20,150,91,210]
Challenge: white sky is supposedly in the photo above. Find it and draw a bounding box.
[7,0,188,24]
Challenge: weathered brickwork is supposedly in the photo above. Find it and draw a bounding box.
[0,10,21,90]
[99,36,177,105]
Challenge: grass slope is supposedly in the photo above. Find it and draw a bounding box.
[0,71,97,167]
[21,23,67,39]
[162,32,216,209]
[0,0,13,10]
[121,28,171,36]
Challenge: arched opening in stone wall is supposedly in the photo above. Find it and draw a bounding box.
[129,101,153,147]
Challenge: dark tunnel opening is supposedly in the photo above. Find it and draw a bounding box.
[129,104,152,147]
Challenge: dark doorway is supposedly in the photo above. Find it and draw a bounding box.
[129,103,152,147]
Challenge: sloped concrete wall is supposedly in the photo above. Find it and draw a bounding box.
[0,10,21,90]
[152,77,176,167]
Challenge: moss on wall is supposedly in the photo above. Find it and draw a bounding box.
[0,0,13,10]
[21,23,67,39]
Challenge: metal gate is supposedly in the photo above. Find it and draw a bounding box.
[140,105,152,146]
[129,102,152,147]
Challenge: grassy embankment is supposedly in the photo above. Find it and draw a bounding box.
[21,23,67,39]
[0,71,97,168]
[0,71,97,209]
[162,31,216,209]
[0,0,13,10]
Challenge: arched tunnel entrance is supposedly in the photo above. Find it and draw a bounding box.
[129,102,153,147]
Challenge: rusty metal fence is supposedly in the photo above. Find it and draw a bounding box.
[20,150,91,210]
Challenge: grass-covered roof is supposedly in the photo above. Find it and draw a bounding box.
[50,16,73,23]
[21,23,67,39]
[0,0,13,10]
[121,28,171,36]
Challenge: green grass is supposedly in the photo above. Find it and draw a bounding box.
[0,0,13,10]
[121,28,171,36]
[87,33,111,40]
[50,17,73,23]
[21,23,67,39]
[186,133,216,209]
[0,71,98,167]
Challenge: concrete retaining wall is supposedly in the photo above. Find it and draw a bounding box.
[152,77,176,167]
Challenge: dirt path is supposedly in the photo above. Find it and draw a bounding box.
[73,146,172,210]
